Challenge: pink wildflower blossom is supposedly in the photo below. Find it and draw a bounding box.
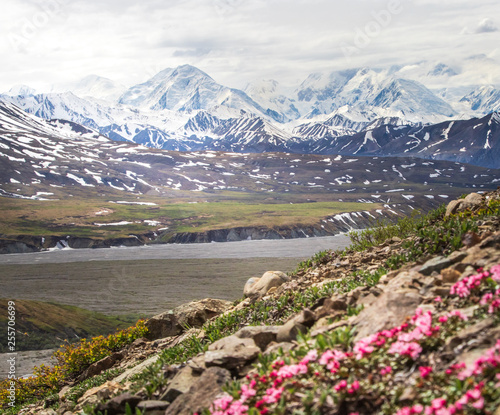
[334,380,348,391]
[412,404,424,413]
[212,395,234,411]
[277,363,307,379]
[449,310,468,321]
[434,296,442,302]
[300,349,318,364]
[240,383,256,402]
[388,341,422,360]
[262,387,284,404]
[419,366,433,379]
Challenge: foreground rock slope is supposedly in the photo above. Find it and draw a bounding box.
[9,189,500,415]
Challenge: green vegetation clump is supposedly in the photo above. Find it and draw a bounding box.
[0,300,137,352]
[0,321,147,408]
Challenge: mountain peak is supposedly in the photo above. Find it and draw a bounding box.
[6,84,36,97]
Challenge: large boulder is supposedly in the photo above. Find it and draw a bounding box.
[145,298,233,340]
[244,271,290,298]
[446,193,484,217]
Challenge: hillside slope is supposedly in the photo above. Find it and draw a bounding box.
[0,300,136,352]
[4,189,500,415]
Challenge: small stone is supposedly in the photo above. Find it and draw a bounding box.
[95,392,142,415]
[479,231,500,249]
[78,351,125,381]
[441,268,461,284]
[58,385,71,402]
[146,299,232,340]
[462,231,482,248]
[264,341,295,355]
[419,256,453,276]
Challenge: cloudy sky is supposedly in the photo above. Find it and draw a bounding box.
[1,0,499,92]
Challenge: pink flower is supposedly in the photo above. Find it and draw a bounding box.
[438,315,448,323]
[240,383,256,402]
[471,397,484,409]
[434,296,442,302]
[380,365,392,376]
[489,299,500,313]
[277,363,308,378]
[412,404,424,413]
[348,380,360,394]
[388,341,422,360]
[300,349,318,364]
[212,395,234,411]
[431,398,447,410]
[449,310,468,321]
[263,387,284,404]
[480,292,493,305]
[418,366,433,379]
[334,380,348,391]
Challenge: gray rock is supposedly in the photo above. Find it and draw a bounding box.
[205,336,261,369]
[460,193,484,211]
[276,319,307,343]
[161,365,201,403]
[113,355,160,382]
[95,392,142,415]
[77,351,125,382]
[136,400,170,414]
[234,325,280,350]
[165,367,231,415]
[445,199,464,217]
[146,298,232,340]
[276,308,317,342]
[244,271,290,298]
[353,289,422,341]
[419,256,453,276]
[243,277,260,297]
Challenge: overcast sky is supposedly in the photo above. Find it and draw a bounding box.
[1,0,499,92]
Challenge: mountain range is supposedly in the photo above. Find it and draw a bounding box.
[1,62,500,168]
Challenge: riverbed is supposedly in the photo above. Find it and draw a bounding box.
[0,235,351,315]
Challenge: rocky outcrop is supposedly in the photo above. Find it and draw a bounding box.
[0,233,158,254]
[145,298,233,340]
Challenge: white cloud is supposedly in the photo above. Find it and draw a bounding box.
[0,0,499,92]
[475,18,498,33]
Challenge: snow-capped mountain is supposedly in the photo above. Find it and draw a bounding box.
[5,84,37,97]
[297,112,500,169]
[1,91,117,130]
[118,64,269,120]
[60,75,127,102]
[2,62,500,168]
[460,86,500,114]
[2,100,498,205]
[244,79,300,122]
[291,67,455,123]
